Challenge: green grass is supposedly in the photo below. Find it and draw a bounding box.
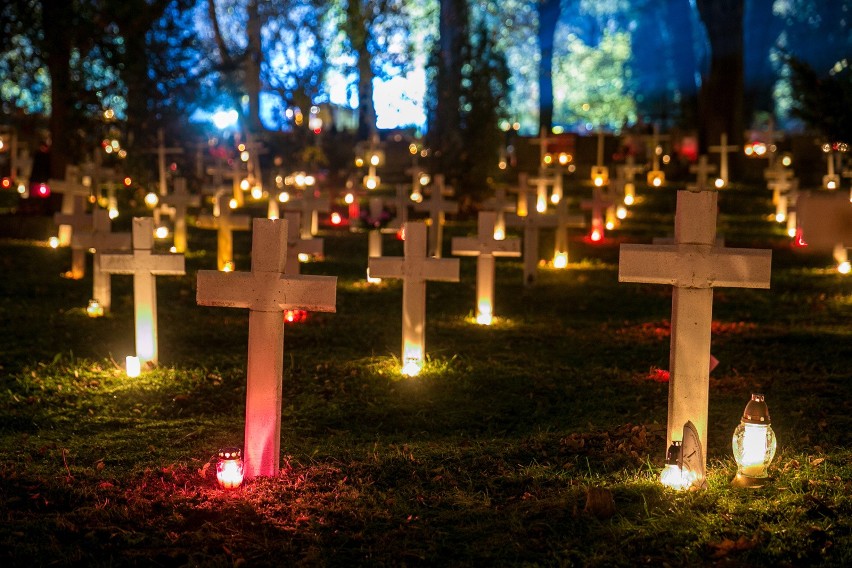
[1,184,851,566]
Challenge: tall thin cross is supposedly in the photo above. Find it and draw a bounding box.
[161,178,200,253]
[552,197,585,266]
[368,222,459,375]
[195,192,251,271]
[619,189,772,474]
[508,173,532,217]
[287,187,329,238]
[387,184,410,232]
[197,218,337,478]
[54,194,93,279]
[283,211,323,275]
[507,191,557,285]
[530,126,556,169]
[413,174,458,258]
[100,218,186,365]
[591,131,609,186]
[581,186,613,242]
[452,211,521,324]
[484,186,515,240]
[689,156,717,192]
[143,128,184,196]
[708,133,738,188]
[72,208,131,313]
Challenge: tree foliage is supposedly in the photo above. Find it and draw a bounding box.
[787,56,852,142]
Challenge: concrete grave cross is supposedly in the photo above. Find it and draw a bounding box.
[581,186,614,242]
[508,173,532,218]
[295,187,330,238]
[452,211,521,324]
[414,174,459,258]
[50,166,92,246]
[283,211,323,275]
[528,172,554,214]
[387,184,411,232]
[196,218,337,478]
[689,156,717,192]
[142,128,184,196]
[506,189,558,285]
[195,191,251,271]
[591,130,609,186]
[484,185,516,240]
[368,221,459,375]
[53,194,93,279]
[553,197,586,267]
[72,208,131,313]
[100,218,186,366]
[709,133,739,188]
[161,178,200,253]
[619,189,772,475]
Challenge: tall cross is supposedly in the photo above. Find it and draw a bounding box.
[53,194,92,279]
[197,218,336,478]
[387,184,410,232]
[528,173,554,214]
[619,189,772,475]
[552,197,585,267]
[508,174,532,218]
[72,208,131,312]
[581,186,614,242]
[100,218,186,365]
[506,191,558,285]
[591,130,609,186]
[283,211,323,275]
[708,133,738,188]
[287,187,329,238]
[195,192,251,271]
[143,128,184,196]
[452,211,521,324]
[413,174,458,258]
[50,166,92,246]
[161,178,200,253]
[530,126,556,169]
[368,222,459,375]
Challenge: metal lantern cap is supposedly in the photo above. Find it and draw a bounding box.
[218,447,242,460]
[665,440,683,466]
[742,393,771,424]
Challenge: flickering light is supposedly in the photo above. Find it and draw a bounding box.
[354,157,364,168]
[1,178,10,189]
[401,357,422,377]
[278,191,290,203]
[228,198,238,209]
[536,196,547,213]
[331,212,342,225]
[212,109,238,130]
[410,189,423,203]
[559,153,571,165]
[36,183,50,197]
[660,441,697,491]
[744,145,754,157]
[144,192,159,207]
[498,159,507,170]
[754,143,767,156]
[304,175,316,186]
[118,150,127,159]
[715,178,725,189]
[826,180,837,190]
[222,261,234,273]
[49,236,59,248]
[616,205,627,220]
[732,393,777,487]
[240,179,250,191]
[344,192,355,205]
[419,174,430,186]
[126,356,141,378]
[493,227,505,241]
[409,143,418,154]
[605,220,615,231]
[297,253,310,263]
[543,154,553,165]
[170,246,177,253]
[240,151,250,162]
[590,229,602,242]
[781,154,793,167]
[86,299,104,318]
[553,252,568,269]
[624,194,634,206]
[370,153,381,167]
[838,261,851,275]
[550,193,560,205]
[787,227,797,238]
[365,176,378,190]
[594,177,604,187]
[154,226,169,239]
[216,447,244,489]
[652,177,662,188]
[662,154,671,164]
[775,212,786,224]
[283,309,308,323]
[17,182,26,194]
[251,186,263,200]
[109,208,119,220]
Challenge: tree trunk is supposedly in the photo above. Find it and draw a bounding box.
[696,0,744,164]
[42,0,74,179]
[537,0,560,133]
[433,0,466,173]
[346,0,375,141]
[246,0,264,132]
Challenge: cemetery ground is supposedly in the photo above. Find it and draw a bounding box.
[1,185,851,566]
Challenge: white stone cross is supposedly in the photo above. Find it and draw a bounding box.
[289,187,330,238]
[53,194,93,279]
[197,218,337,478]
[452,211,521,324]
[283,211,323,275]
[529,126,556,168]
[414,174,458,258]
[508,173,532,218]
[708,133,738,188]
[507,190,558,285]
[50,166,92,246]
[528,173,554,214]
[161,178,200,253]
[689,156,717,192]
[552,197,586,267]
[591,130,609,186]
[142,128,184,196]
[619,189,772,474]
[387,184,411,232]
[72,208,131,312]
[100,217,186,365]
[484,186,515,240]
[368,221,459,375]
[195,192,251,271]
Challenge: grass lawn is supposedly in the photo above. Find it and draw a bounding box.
[1,183,851,566]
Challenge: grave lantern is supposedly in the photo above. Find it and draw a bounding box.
[647,170,665,187]
[660,440,697,491]
[126,355,141,378]
[216,447,244,489]
[591,166,609,187]
[731,393,777,487]
[144,192,159,207]
[86,299,104,318]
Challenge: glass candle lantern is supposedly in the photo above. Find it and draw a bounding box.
[216,447,244,489]
[732,393,777,487]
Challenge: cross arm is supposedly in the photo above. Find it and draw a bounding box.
[368,257,405,279]
[197,270,336,312]
[619,244,772,289]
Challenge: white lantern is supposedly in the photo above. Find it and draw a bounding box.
[731,393,777,487]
